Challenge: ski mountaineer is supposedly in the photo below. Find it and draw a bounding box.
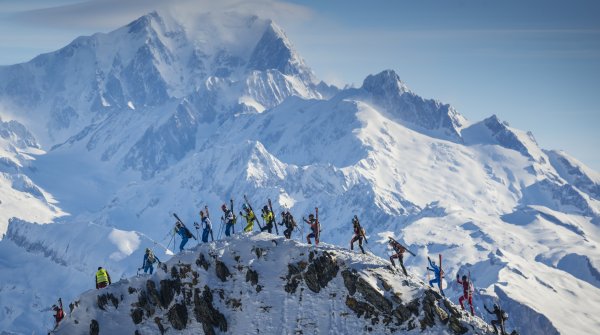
[240,203,258,232]
[350,216,366,254]
[221,204,235,237]
[303,213,319,245]
[200,210,213,242]
[427,256,445,296]
[388,238,409,276]
[174,221,194,252]
[51,298,64,329]
[95,266,111,289]
[260,205,275,233]
[456,273,474,315]
[142,248,161,274]
[280,210,296,239]
[484,303,508,335]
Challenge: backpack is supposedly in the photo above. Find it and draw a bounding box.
[147,250,156,264]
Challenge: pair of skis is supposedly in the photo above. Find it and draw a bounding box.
[173,213,197,241]
[387,236,416,256]
[242,195,263,230]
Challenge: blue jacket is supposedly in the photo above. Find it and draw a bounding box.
[428,258,441,278]
[143,253,160,268]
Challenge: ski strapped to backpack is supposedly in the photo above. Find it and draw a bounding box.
[315,207,320,245]
[268,198,279,235]
[173,213,197,240]
[230,199,236,234]
[243,194,263,230]
[387,236,416,256]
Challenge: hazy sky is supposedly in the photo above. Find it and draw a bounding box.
[0,0,598,170]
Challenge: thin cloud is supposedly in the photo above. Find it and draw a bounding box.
[12,0,313,31]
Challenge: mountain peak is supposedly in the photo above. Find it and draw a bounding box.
[247,21,313,81]
[361,69,409,96]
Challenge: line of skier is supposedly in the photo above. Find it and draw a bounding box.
[83,197,513,335]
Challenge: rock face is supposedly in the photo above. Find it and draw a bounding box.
[54,234,493,334]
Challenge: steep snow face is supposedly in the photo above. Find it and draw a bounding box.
[0,10,599,335]
[54,233,492,335]
[0,117,65,235]
[360,70,467,141]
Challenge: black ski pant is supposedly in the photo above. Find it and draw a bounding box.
[390,253,408,276]
[350,235,365,254]
[261,222,273,233]
[283,227,293,239]
[491,319,505,334]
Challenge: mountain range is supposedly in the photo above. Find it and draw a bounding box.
[0,10,599,335]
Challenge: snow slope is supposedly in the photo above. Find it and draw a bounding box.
[0,9,598,335]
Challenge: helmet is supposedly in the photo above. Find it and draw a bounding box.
[242,203,248,210]
[309,214,314,219]
[462,275,467,280]
[263,205,269,211]
[145,248,150,253]
[200,210,204,217]
[221,204,227,210]
[493,304,499,309]
[98,266,102,270]
[52,305,59,311]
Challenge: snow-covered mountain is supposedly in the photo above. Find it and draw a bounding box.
[0,9,599,335]
[54,233,493,334]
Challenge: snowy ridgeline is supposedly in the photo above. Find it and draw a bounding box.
[54,233,493,335]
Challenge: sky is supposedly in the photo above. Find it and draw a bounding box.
[0,0,598,170]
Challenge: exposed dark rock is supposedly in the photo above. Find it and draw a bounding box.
[159,279,182,308]
[196,253,210,271]
[128,287,137,294]
[97,293,119,310]
[215,260,231,282]
[227,298,242,310]
[171,266,179,279]
[355,277,392,314]
[246,268,259,286]
[146,280,161,307]
[131,308,144,324]
[303,252,339,293]
[447,315,469,334]
[167,303,188,330]
[154,317,166,335]
[442,298,462,318]
[254,247,265,259]
[178,264,193,278]
[89,319,99,335]
[342,269,358,295]
[420,290,448,330]
[193,285,227,335]
[256,285,263,293]
[346,295,378,319]
[285,275,301,294]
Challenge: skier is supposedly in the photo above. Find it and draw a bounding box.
[388,238,408,276]
[484,303,508,335]
[280,210,296,239]
[142,248,161,274]
[240,203,258,232]
[350,216,366,254]
[303,213,319,245]
[260,205,275,233]
[174,221,193,252]
[427,256,445,296]
[51,298,64,330]
[221,204,235,237]
[95,266,111,289]
[456,273,474,315]
[200,210,213,242]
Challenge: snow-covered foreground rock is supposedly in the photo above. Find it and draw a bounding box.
[55,233,492,335]
[0,9,598,335]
